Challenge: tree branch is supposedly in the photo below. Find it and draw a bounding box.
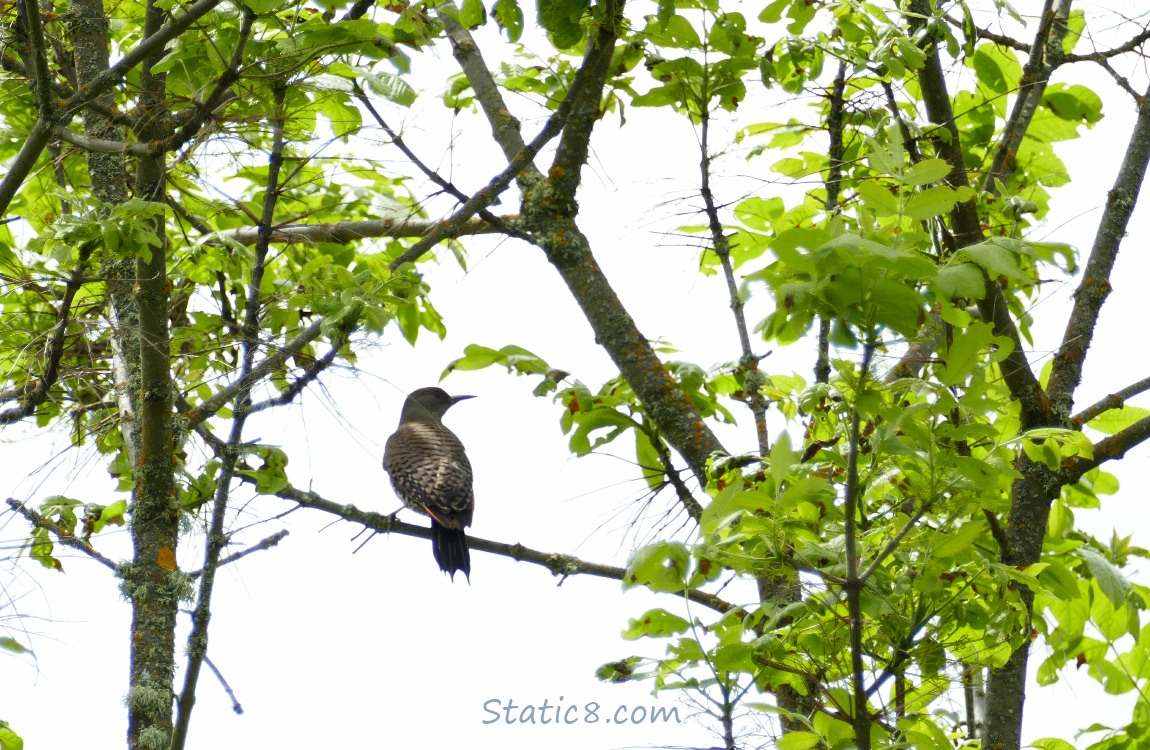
[273,484,733,614]
[908,0,1050,428]
[221,216,507,247]
[180,318,326,425]
[700,63,768,456]
[356,88,528,240]
[1070,375,1150,428]
[1045,80,1150,421]
[436,2,530,165]
[5,497,118,570]
[173,80,289,750]
[0,245,95,424]
[981,0,1066,196]
[1060,415,1150,482]
[167,9,254,152]
[188,530,289,579]
[0,0,226,217]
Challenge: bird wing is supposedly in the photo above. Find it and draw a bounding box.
[384,421,474,528]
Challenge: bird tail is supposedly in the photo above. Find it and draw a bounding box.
[431,521,471,581]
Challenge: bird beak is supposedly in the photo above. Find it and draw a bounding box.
[453,395,476,405]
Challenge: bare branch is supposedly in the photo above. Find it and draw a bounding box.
[700,62,769,456]
[275,484,733,614]
[1063,25,1150,63]
[204,656,243,715]
[1071,375,1150,429]
[1046,81,1150,421]
[174,82,290,750]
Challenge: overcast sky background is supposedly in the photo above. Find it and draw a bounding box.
[3,3,1150,748]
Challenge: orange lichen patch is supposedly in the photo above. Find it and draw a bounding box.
[157,546,177,571]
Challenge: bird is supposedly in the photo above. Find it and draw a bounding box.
[383,387,475,580]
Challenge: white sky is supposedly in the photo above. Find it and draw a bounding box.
[3,4,1150,749]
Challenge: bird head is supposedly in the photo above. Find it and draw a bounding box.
[400,386,474,422]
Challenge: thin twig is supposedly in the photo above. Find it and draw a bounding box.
[699,54,768,456]
[188,531,289,579]
[203,656,243,714]
[355,89,528,240]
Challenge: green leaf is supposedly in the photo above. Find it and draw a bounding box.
[900,158,952,186]
[1081,547,1128,608]
[93,499,128,533]
[492,0,524,40]
[1087,406,1150,436]
[537,0,589,49]
[624,541,690,593]
[240,0,284,13]
[0,722,23,750]
[635,429,665,491]
[856,180,900,216]
[622,608,690,639]
[0,637,30,654]
[958,239,1029,280]
[940,320,993,385]
[776,731,821,750]
[1031,739,1076,750]
[357,69,417,106]
[904,185,965,221]
[933,263,986,299]
[460,0,487,27]
[931,519,983,558]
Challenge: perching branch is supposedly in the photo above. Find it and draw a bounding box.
[274,483,734,614]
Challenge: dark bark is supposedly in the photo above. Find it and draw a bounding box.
[123,2,179,748]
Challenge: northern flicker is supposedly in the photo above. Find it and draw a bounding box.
[383,387,475,580]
